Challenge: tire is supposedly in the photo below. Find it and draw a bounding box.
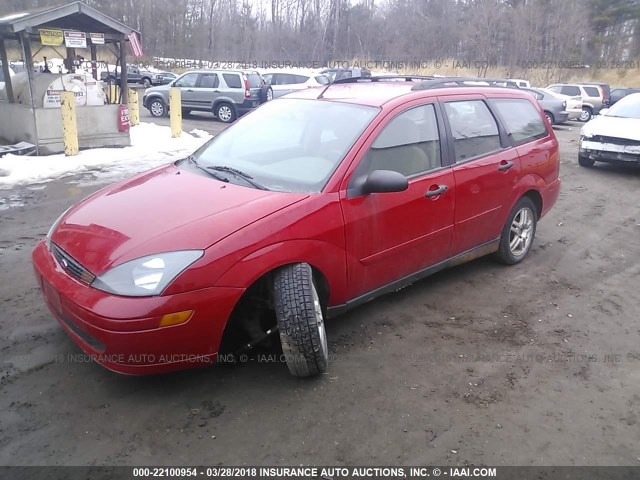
[579,107,593,122]
[544,111,554,125]
[215,102,236,123]
[578,153,595,167]
[182,109,191,116]
[142,78,151,88]
[266,87,273,102]
[148,98,167,117]
[273,263,328,378]
[495,197,537,265]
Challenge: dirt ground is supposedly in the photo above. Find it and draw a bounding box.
[0,122,639,467]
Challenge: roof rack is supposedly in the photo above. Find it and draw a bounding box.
[410,77,520,91]
[332,75,438,84]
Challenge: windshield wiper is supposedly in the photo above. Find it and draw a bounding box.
[206,165,269,190]
[186,156,230,183]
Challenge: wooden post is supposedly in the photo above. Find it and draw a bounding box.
[128,88,140,126]
[0,35,15,103]
[119,37,128,104]
[169,87,182,138]
[90,43,98,80]
[60,91,79,156]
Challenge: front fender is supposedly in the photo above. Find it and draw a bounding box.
[215,240,348,306]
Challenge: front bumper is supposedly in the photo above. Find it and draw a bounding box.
[32,240,244,374]
[580,138,640,164]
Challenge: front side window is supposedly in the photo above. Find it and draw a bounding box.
[491,98,548,145]
[175,73,198,88]
[358,104,442,178]
[444,100,501,162]
[189,99,379,193]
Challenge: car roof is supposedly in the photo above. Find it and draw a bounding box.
[285,82,536,107]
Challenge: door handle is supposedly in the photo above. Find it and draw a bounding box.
[425,185,448,198]
[186,89,194,92]
[498,160,514,171]
[213,90,220,93]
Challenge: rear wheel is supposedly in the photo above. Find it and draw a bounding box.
[579,107,593,122]
[495,197,537,265]
[142,77,151,88]
[578,153,595,167]
[273,263,328,378]
[266,88,273,101]
[215,102,236,123]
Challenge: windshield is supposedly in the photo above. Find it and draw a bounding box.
[605,93,640,119]
[189,99,379,193]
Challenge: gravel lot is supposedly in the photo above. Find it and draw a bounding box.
[1,120,639,467]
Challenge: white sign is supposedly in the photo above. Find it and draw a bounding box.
[64,31,87,48]
[90,33,105,45]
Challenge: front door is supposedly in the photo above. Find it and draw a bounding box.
[340,103,455,299]
[173,72,200,109]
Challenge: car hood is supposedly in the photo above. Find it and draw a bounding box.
[581,115,640,141]
[145,84,170,95]
[51,164,308,274]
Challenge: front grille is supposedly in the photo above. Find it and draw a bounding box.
[591,135,640,147]
[51,243,96,285]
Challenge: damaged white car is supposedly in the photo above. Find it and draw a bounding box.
[579,93,640,167]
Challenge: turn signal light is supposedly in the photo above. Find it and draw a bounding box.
[159,310,193,328]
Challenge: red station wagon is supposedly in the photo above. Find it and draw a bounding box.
[33,76,561,377]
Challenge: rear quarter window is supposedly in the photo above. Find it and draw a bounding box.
[583,86,601,98]
[222,73,242,88]
[491,98,548,145]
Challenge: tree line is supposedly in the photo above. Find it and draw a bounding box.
[2,0,640,77]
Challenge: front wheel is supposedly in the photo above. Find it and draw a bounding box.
[142,78,151,88]
[578,153,595,167]
[215,102,236,123]
[266,87,273,101]
[495,197,537,265]
[148,99,167,117]
[544,111,554,125]
[273,263,328,378]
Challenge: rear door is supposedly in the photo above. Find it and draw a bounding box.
[340,102,456,298]
[194,73,220,110]
[440,95,520,255]
[221,72,244,104]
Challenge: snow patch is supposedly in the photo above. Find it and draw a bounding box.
[0,123,212,189]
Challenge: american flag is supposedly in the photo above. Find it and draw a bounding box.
[128,32,144,57]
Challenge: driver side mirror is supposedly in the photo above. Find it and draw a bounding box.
[362,170,408,194]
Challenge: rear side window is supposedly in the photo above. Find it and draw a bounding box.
[444,100,501,162]
[492,98,547,145]
[294,75,310,84]
[198,73,219,88]
[583,86,600,98]
[222,73,242,88]
[559,85,581,96]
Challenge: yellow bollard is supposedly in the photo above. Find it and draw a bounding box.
[128,88,140,126]
[169,87,182,138]
[60,91,79,156]
[109,84,120,104]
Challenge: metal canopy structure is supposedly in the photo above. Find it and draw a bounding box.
[0,2,139,37]
[0,1,140,105]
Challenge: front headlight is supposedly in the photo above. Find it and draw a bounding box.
[46,206,72,249]
[92,250,204,297]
